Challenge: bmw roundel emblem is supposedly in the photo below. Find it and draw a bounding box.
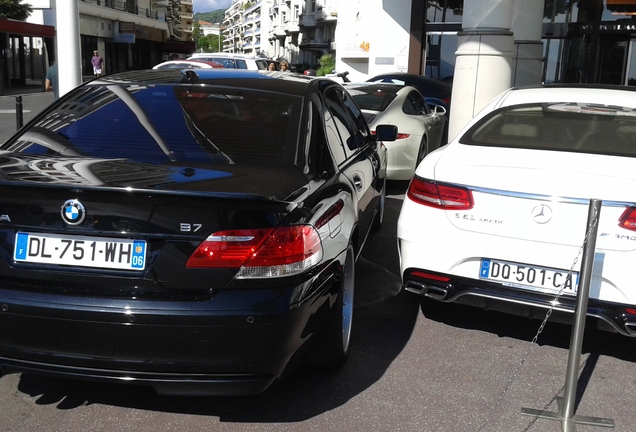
[61,199,86,225]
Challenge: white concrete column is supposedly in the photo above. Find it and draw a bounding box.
[56,0,83,97]
[511,0,544,86]
[448,0,514,141]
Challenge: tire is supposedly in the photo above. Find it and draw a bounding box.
[305,246,355,368]
[416,136,428,167]
[442,123,449,147]
[371,176,386,232]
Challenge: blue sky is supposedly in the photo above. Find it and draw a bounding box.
[194,0,232,13]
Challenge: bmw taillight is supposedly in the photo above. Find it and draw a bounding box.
[407,177,473,210]
[619,207,636,231]
[185,226,323,278]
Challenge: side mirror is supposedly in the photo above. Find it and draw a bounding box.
[434,105,447,116]
[375,124,398,142]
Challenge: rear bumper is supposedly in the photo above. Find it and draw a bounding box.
[0,357,276,396]
[402,267,636,337]
[385,137,420,181]
[0,280,336,395]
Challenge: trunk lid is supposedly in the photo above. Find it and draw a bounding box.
[0,154,308,297]
[433,144,636,251]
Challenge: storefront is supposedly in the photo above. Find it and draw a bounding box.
[0,18,55,94]
[414,0,636,86]
[543,0,636,85]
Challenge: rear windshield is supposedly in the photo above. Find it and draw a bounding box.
[346,86,397,112]
[2,84,303,166]
[193,57,237,68]
[462,102,636,157]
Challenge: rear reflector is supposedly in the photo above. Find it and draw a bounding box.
[407,177,473,210]
[186,225,323,278]
[411,271,451,282]
[619,207,636,232]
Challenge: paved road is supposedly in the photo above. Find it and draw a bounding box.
[0,92,55,143]
[0,93,635,431]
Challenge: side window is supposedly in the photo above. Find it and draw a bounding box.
[217,59,235,68]
[323,106,347,166]
[236,60,248,69]
[256,60,268,70]
[404,91,430,115]
[324,88,358,158]
[341,90,370,140]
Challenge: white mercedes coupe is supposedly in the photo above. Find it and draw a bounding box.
[397,85,636,336]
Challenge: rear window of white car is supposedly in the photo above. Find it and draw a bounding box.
[462,103,636,157]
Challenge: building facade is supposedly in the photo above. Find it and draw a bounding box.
[221,0,336,69]
[407,0,636,87]
[221,0,636,88]
[31,0,195,77]
[222,0,274,56]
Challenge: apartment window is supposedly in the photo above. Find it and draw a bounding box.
[311,0,315,12]
[294,5,299,19]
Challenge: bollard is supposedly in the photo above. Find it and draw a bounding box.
[15,96,23,130]
[521,199,614,430]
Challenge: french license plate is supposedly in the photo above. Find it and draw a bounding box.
[14,232,146,270]
[479,258,579,295]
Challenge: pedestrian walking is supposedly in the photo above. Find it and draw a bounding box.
[91,50,104,77]
[45,62,59,100]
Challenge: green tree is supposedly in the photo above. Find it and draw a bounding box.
[207,34,224,53]
[194,10,225,24]
[0,0,32,20]
[316,54,335,77]
[193,20,203,43]
[197,36,210,52]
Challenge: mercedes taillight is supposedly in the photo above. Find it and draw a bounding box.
[406,177,473,210]
[619,207,636,232]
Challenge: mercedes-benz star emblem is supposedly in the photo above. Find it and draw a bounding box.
[531,204,552,224]
[61,199,86,225]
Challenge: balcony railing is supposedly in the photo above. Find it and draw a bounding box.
[80,0,166,22]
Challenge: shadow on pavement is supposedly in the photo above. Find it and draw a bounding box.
[15,291,419,420]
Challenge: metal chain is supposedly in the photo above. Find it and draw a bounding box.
[476,206,599,431]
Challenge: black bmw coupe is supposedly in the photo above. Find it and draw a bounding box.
[0,69,396,395]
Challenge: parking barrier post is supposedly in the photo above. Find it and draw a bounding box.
[521,199,614,431]
[15,96,23,129]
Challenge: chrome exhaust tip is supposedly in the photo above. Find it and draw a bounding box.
[624,322,636,336]
[404,281,448,300]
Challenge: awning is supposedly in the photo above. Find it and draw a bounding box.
[162,40,196,54]
[0,18,55,38]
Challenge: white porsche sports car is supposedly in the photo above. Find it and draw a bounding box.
[345,83,447,180]
[398,85,636,336]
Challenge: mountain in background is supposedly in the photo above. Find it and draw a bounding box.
[194,9,225,24]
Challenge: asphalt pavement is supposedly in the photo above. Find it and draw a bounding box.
[0,91,55,143]
[0,91,636,431]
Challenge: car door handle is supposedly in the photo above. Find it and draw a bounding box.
[352,173,363,191]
